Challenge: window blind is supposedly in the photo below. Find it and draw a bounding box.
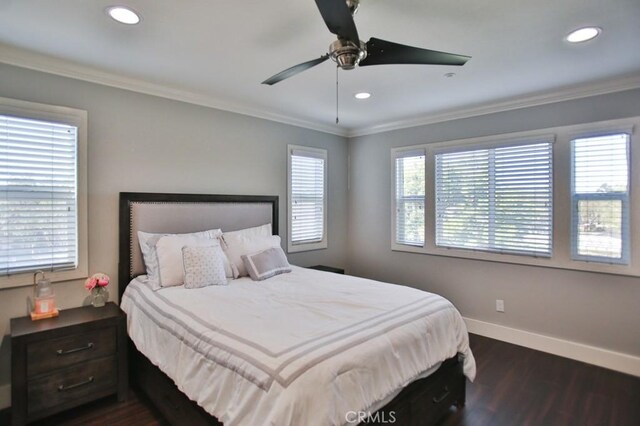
[395,150,425,246]
[290,150,325,245]
[435,141,553,256]
[571,133,629,263]
[0,114,78,275]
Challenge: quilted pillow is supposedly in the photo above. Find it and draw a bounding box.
[182,245,228,288]
[156,235,227,287]
[138,228,222,287]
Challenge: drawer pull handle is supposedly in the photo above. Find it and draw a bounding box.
[432,386,450,404]
[58,376,94,392]
[56,342,94,356]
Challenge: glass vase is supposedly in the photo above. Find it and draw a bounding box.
[91,287,108,308]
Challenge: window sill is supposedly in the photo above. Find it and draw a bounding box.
[391,243,640,277]
[288,240,328,253]
[0,266,88,291]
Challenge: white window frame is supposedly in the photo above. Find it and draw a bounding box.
[392,148,426,248]
[390,117,640,277]
[0,97,88,289]
[570,130,632,265]
[287,145,328,253]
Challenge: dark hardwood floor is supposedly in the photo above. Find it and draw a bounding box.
[443,335,640,426]
[2,334,638,425]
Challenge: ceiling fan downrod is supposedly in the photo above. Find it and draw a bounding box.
[335,66,339,124]
[329,0,365,70]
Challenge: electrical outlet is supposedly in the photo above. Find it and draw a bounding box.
[496,299,505,313]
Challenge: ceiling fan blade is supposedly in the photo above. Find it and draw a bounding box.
[314,0,360,45]
[360,37,470,67]
[262,55,330,85]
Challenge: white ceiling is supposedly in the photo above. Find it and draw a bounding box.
[0,0,639,136]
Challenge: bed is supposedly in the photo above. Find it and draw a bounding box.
[118,192,475,425]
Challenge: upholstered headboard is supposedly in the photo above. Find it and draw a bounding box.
[118,192,278,298]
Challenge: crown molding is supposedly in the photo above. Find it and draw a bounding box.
[347,74,640,137]
[0,43,348,137]
[2,44,639,140]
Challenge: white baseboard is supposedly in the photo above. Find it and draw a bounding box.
[464,317,640,377]
[0,383,9,410]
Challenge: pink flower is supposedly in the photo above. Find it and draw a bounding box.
[84,277,97,291]
[85,273,110,291]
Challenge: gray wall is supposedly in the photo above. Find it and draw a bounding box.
[0,63,349,393]
[347,88,640,358]
[1,59,638,403]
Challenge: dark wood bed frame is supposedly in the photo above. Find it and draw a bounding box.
[118,192,466,425]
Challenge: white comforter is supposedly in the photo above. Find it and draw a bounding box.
[121,266,475,426]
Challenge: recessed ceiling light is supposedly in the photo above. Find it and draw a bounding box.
[444,72,456,78]
[354,92,371,100]
[566,27,601,43]
[106,6,141,25]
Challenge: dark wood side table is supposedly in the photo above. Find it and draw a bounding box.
[308,265,345,274]
[11,302,128,425]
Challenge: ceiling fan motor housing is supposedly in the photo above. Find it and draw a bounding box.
[329,39,367,70]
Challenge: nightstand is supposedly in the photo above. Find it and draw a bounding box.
[11,302,128,425]
[308,265,345,274]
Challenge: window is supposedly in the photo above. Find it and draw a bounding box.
[287,145,327,252]
[394,149,425,246]
[0,115,78,275]
[0,97,87,289]
[390,118,639,276]
[571,133,630,264]
[435,141,553,256]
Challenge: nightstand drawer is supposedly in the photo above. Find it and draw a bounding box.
[27,356,117,416]
[12,303,128,425]
[27,327,116,377]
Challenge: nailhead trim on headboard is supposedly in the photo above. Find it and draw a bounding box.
[120,194,279,301]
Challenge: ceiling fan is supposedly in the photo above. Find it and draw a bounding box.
[262,0,471,85]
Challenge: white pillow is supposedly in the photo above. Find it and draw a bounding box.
[182,245,228,288]
[156,236,222,287]
[223,234,282,277]
[221,223,272,248]
[138,229,221,286]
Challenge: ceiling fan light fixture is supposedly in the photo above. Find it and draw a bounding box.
[106,6,141,25]
[566,27,601,43]
[354,92,371,100]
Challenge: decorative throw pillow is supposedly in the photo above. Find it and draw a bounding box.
[182,245,228,288]
[156,236,225,287]
[138,228,222,287]
[242,246,291,281]
[223,234,282,277]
